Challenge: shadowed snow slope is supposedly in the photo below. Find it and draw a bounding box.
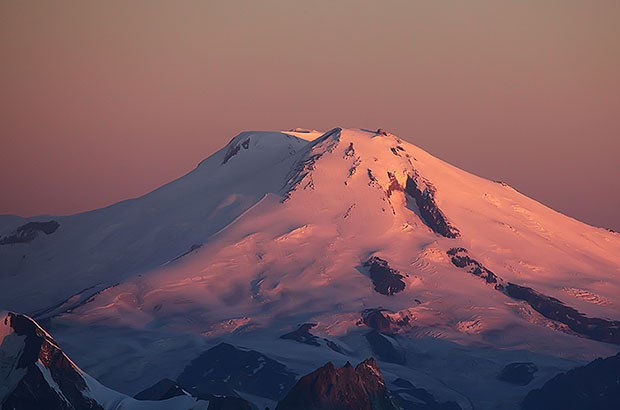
[1,128,620,410]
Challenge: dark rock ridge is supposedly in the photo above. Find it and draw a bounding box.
[522,351,620,410]
[504,283,620,345]
[391,378,463,410]
[275,358,399,410]
[0,312,104,410]
[404,175,460,238]
[134,378,187,400]
[177,342,297,401]
[448,248,620,346]
[363,257,406,296]
[447,248,502,288]
[0,220,60,245]
[497,362,538,386]
[280,323,320,346]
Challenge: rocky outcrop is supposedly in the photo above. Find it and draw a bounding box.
[0,312,104,410]
[361,309,412,335]
[363,257,406,296]
[275,358,399,410]
[447,248,502,288]
[0,220,60,245]
[222,137,251,164]
[280,323,320,346]
[404,175,459,238]
[522,352,620,410]
[177,342,297,401]
[497,362,537,386]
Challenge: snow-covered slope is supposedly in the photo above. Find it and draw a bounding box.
[1,127,619,409]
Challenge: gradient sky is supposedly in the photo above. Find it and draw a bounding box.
[1,1,619,230]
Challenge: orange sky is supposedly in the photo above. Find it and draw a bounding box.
[1,1,619,230]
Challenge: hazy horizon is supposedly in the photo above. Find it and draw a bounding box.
[1,1,619,231]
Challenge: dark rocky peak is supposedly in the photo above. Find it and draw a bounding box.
[0,220,60,245]
[177,342,297,401]
[275,358,399,410]
[0,312,104,410]
[522,351,620,410]
[363,257,407,296]
[404,174,460,238]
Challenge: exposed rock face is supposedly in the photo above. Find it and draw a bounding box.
[0,220,60,245]
[504,283,620,345]
[222,137,251,164]
[447,248,502,288]
[177,342,297,401]
[280,323,320,346]
[275,358,399,410]
[363,257,406,296]
[522,352,620,410]
[361,309,412,335]
[0,312,104,410]
[391,378,463,410]
[497,362,538,386]
[134,378,187,400]
[404,175,459,238]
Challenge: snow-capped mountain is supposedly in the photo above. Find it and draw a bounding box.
[1,127,620,409]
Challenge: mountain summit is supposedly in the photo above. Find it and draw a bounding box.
[1,127,620,409]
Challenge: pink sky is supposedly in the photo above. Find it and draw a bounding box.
[1,1,619,230]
